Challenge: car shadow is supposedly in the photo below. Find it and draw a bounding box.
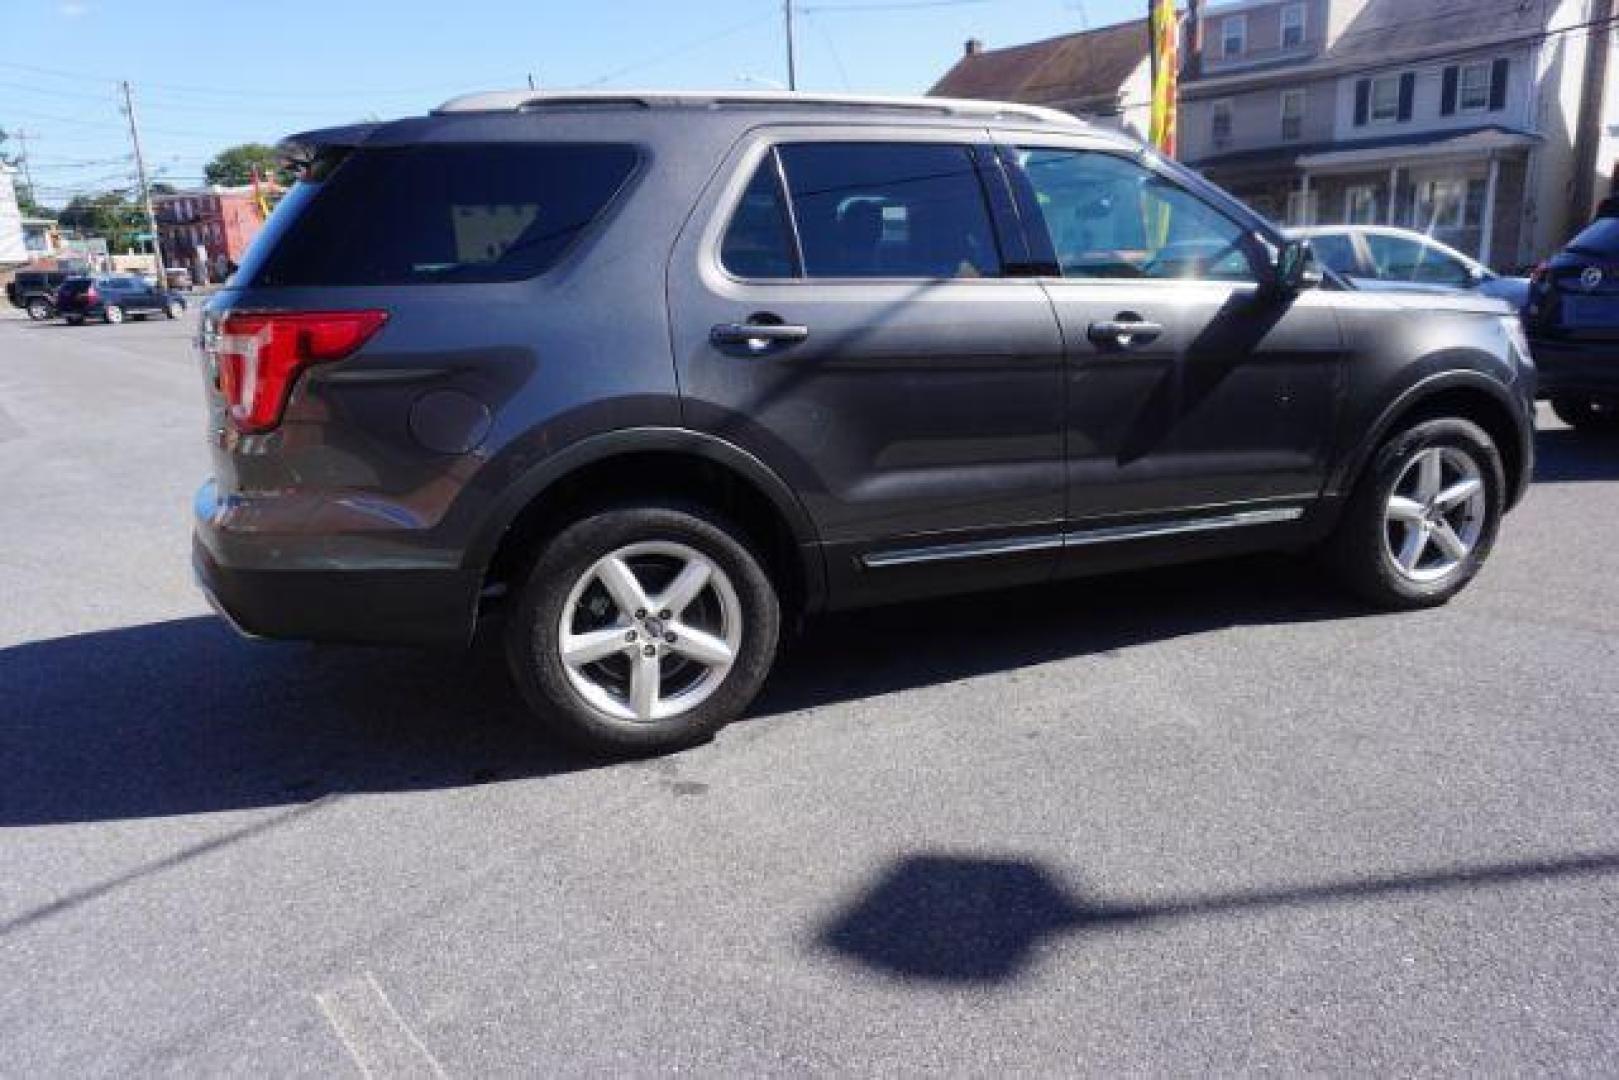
[1534,427,1619,482]
[1,555,1370,828]
[818,850,1619,983]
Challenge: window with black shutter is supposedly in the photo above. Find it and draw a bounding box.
[1489,58,1510,110]
[1397,73,1416,121]
[1441,66,1459,115]
[1355,79,1371,125]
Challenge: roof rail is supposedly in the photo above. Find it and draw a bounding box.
[432,89,1081,127]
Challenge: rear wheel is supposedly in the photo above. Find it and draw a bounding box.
[1326,417,1504,609]
[164,299,184,319]
[504,504,781,754]
[103,304,125,325]
[1550,395,1619,432]
[25,298,49,321]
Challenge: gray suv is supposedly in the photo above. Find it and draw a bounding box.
[194,92,1536,753]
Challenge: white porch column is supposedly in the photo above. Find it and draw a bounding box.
[1387,166,1400,225]
[1479,156,1501,267]
[1299,172,1312,226]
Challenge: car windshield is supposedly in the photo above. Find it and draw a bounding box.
[1568,216,1619,257]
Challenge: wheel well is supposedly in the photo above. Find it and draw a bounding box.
[1379,387,1527,500]
[482,451,809,618]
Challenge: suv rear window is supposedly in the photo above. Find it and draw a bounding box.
[1569,216,1619,258]
[244,143,639,287]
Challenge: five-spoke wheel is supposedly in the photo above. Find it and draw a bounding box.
[1328,416,1504,609]
[559,541,742,723]
[505,504,780,753]
[1383,446,1486,583]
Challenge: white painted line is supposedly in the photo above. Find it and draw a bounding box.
[316,971,448,1080]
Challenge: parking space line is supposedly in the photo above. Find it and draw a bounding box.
[315,972,448,1079]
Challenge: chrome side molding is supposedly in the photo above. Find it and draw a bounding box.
[861,506,1306,569]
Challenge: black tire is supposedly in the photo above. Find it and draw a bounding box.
[1550,395,1619,432]
[164,300,184,320]
[25,298,50,321]
[64,315,84,326]
[504,503,781,754]
[1326,417,1504,609]
[103,304,124,325]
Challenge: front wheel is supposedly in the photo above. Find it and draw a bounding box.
[25,298,50,321]
[1326,417,1504,609]
[505,504,781,754]
[1550,395,1619,432]
[103,304,125,325]
[164,299,184,320]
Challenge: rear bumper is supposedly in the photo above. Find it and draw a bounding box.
[193,538,481,646]
[1529,336,1619,398]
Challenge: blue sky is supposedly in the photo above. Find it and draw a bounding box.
[2,0,1143,206]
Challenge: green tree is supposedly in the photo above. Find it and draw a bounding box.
[203,143,290,187]
[58,192,145,251]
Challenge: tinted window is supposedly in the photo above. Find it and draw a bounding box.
[721,157,796,279]
[776,143,1002,279]
[1308,233,1360,275]
[1569,216,1619,257]
[1016,149,1257,281]
[246,143,639,286]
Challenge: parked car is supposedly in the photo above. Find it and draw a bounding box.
[6,269,74,320]
[1522,207,1619,430]
[193,91,1536,754]
[55,275,187,325]
[1288,225,1530,308]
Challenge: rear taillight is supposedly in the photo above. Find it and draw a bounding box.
[210,310,387,433]
[84,286,99,304]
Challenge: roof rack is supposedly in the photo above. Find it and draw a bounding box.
[431,89,1081,127]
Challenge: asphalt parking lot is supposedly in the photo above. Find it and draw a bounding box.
[2,309,1617,1074]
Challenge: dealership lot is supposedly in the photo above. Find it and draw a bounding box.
[2,311,1618,1073]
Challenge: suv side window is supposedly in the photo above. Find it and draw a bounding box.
[721,155,798,279]
[1014,148,1258,282]
[774,142,1002,279]
[1307,233,1361,276]
[1363,233,1471,285]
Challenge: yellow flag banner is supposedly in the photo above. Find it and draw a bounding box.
[1148,0,1178,158]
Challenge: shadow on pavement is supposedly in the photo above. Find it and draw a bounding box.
[820,850,1619,983]
[1533,427,1619,483]
[2,555,1366,827]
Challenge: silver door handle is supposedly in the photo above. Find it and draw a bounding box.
[710,322,810,349]
[1087,320,1164,347]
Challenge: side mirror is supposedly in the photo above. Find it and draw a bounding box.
[1274,239,1324,293]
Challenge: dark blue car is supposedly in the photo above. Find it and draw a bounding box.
[1524,211,1619,430]
[54,275,186,326]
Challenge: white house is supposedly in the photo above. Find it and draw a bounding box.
[0,166,28,268]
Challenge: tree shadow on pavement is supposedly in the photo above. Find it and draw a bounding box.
[819,850,1619,983]
[1,554,1370,827]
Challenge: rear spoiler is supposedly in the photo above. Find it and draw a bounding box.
[276,122,383,170]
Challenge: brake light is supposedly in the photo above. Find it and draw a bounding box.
[211,310,387,433]
[84,285,99,304]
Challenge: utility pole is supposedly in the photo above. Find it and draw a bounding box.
[119,80,166,284]
[784,0,798,91]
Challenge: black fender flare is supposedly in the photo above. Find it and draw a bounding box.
[463,426,828,609]
[1329,368,1533,507]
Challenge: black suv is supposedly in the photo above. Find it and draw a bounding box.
[1524,206,1619,430]
[193,92,1535,753]
[6,270,73,320]
[56,275,186,325]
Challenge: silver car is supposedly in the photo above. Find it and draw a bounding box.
[1289,225,1529,308]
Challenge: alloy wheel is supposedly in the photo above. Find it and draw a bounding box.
[557,541,742,722]
[1383,447,1486,583]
